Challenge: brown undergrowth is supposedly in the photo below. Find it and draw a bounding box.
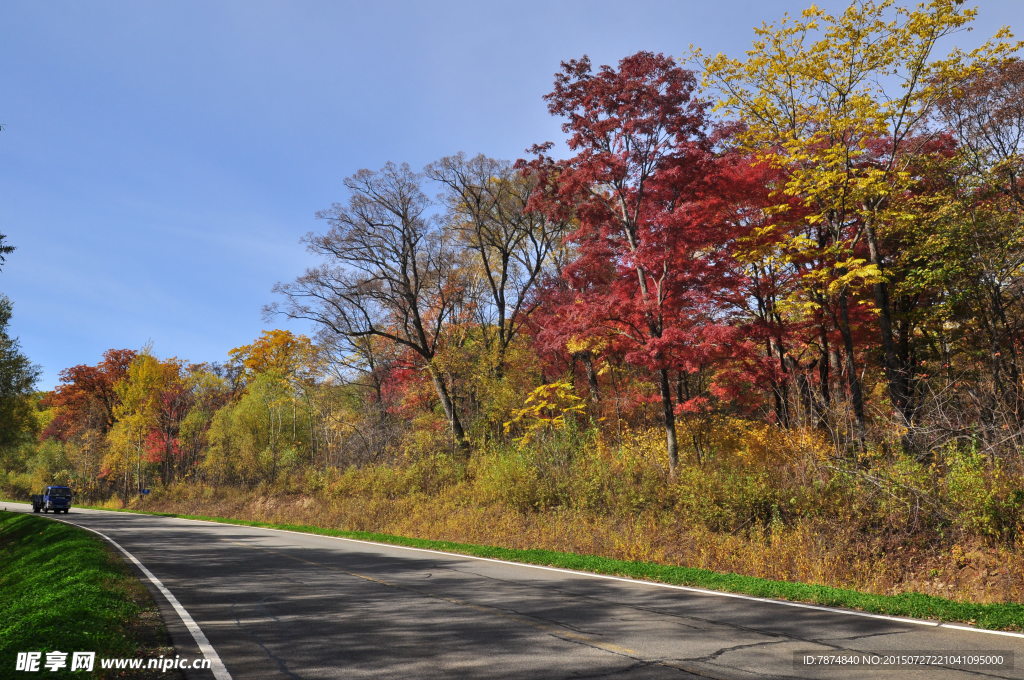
[121,422,1024,606]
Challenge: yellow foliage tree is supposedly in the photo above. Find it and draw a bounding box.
[229,329,324,383]
[103,353,180,499]
[699,0,1020,441]
[503,380,585,444]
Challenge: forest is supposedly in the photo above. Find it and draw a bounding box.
[3,1,1024,603]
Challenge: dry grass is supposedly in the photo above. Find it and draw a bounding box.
[68,421,1019,607]
[137,478,1024,605]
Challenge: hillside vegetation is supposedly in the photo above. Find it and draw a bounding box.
[3,1,1024,607]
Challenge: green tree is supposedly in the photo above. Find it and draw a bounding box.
[203,371,313,484]
[0,234,13,269]
[0,295,39,450]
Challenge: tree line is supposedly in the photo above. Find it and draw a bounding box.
[2,0,1023,504]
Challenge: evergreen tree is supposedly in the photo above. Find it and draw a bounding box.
[0,295,39,448]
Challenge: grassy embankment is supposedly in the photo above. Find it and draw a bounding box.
[0,512,179,679]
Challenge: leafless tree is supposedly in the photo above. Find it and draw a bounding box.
[269,162,472,451]
[936,58,1024,206]
[425,153,568,377]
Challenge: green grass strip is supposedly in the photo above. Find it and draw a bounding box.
[66,503,1024,632]
[0,512,161,678]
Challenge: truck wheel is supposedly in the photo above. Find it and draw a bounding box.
[64,509,69,514]
[33,507,39,513]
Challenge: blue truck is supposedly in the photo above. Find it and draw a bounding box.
[30,486,73,514]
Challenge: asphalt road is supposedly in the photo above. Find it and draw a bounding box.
[4,502,1023,680]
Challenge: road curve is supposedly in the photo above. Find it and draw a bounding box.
[4,502,1023,680]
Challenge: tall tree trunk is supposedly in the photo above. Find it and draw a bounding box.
[865,225,899,397]
[768,337,791,427]
[795,366,816,429]
[865,221,918,452]
[659,368,679,474]
[428,367,469,453]
[582,353,601,402]
[817,328,832,430]
[989,289,1024,431]
[838,293,868,448]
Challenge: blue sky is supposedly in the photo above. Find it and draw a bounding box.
[2,1,1021,389]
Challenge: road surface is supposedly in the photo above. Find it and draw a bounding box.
[4,502,1022,679]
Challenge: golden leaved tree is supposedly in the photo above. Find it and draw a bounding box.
[699,0,1019,446]
[104,353,180,499]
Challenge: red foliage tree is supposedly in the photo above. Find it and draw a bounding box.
[526,52,750,472]
[143,371,190,468]
[42,349,136,441]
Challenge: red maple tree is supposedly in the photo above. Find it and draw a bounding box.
[42,349,137,441]
[525,52,752,472]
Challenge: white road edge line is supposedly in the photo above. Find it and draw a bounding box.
[30,504,1024,641]
[260,527,1024,639]
[50,516,233,680]
[108,509,1024,641]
